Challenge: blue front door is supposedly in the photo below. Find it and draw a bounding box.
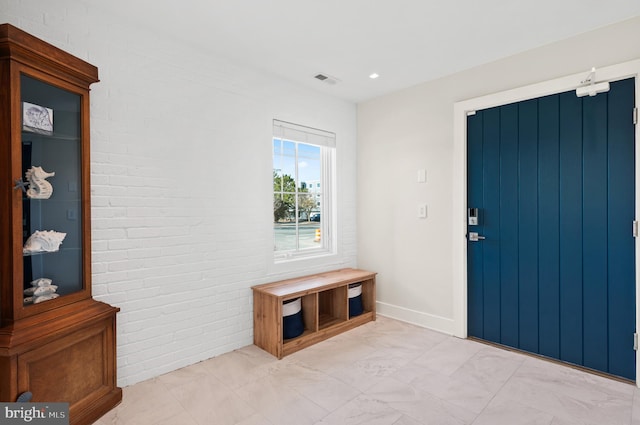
[467,78,636,380]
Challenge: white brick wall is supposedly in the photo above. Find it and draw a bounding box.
[5,1,358,387]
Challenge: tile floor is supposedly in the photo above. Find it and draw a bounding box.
[94,316,640,425]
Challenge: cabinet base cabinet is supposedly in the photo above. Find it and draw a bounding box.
[0,299,122,425]
[252,268,377,359]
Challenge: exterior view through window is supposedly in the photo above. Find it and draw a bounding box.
[273,120,334,260]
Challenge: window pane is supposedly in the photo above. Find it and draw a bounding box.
[273,140,316,252]
[273,139,296,183]
[297,193,320,250]
[273,123,332,259]
[273,211,296,252]
[21,74,84,301]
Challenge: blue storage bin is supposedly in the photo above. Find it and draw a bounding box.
[282,297,304,339]
[348,283,364,317]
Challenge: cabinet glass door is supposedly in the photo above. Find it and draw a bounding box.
[20,74,83,306]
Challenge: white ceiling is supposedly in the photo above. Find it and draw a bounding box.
[95,0,640,103]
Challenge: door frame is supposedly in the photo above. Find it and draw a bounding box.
[452,59,640,385]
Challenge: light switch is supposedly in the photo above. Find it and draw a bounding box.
[417,169,427,183]
[418,204,427,218]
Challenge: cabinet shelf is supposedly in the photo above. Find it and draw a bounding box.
[318,314,345,330]
[22,133,80,142]
[283,329,315,344]
[23,250,59,257]
[22,197,81,202]
[252,268,376,359]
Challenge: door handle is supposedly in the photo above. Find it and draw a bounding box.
[468,232,485,242]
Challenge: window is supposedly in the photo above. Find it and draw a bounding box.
[273,120,335,260]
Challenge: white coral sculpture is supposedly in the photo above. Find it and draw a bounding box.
[23,230,66,254]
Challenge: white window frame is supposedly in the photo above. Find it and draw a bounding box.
[273,119,335,262]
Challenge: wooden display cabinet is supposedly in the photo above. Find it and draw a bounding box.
[252,268,376,359]
[0,24,121,424]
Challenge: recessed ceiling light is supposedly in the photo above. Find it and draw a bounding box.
[369,73,380,79]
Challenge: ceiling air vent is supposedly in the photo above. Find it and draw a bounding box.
[314,73,339,85]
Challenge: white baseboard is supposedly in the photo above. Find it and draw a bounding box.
[376,301,456,335]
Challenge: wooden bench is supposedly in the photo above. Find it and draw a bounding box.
[252,268,377,358]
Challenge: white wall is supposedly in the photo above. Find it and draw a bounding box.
[5,1,358,386]
[357,17,640,335]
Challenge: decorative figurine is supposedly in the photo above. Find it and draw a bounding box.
[30,277,53,287]
[23,230,66,254]
[24,285,58,296]
[25,293,60,305]
[23,102,54,135]
[25,166,55,199]
[33,293,60,304]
